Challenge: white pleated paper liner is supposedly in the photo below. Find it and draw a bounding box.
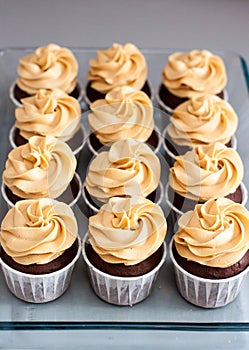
[9,123,86,158]
[9,80,85,108]
[169,238,249,308]
[82,233,166,306]
[0,237,81,303]
[1,172,82,210]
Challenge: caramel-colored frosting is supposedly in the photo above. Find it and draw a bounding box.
[174,197,249,268]
[162,50,227,98]
[16,43,78,95]
[0,198,78,265]
[88,86,154,145]
[169,143,244,202]
[3,135,76,199]
[167,94,238,147]
[87,43,147,93]
[15,89,81,142]
[85,139,161,202]
[88,196,167,265]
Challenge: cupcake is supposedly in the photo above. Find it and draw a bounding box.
[157,49,227,114]
[85,43,151,104]
[82,196,167,305]
[166,142,246,215]
[163,94,238,165]
[86,86,160,155]
[170,197,249,308]
[2,135,81,208]
[83,138,162,215]
[10,43,82,106]
[0,198,81,303]
[10,88,84,156]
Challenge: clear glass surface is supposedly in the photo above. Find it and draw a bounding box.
[0,47,249,334]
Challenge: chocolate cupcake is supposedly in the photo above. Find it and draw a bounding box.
[84,43,152,105]
[162,94,238,165]
[156,49,227,114]
[170,198,249,308]
[10,43,83,106]
[10,88,85,157]
[82,196,167,305]
[166,143,247,216]
[2,135,81,208]
[0,198,81,303]
[83,138,163,215]
[86,86,160,155]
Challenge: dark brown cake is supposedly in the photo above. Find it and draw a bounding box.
[13,82,82,104]
[4,174,80,206]
[168,184,243,213]
[85,80,152,105]
[158,83,225,111]
[172,242,249,279]
[0,239,78,275]
[85,242,164,277]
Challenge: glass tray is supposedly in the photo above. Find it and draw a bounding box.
[0,47,249,339]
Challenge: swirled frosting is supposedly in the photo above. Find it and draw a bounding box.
[87,43,147,93]
[3,135,76,199]
[0,198,78,265]
[15,89,81,142]
[85,139,161,202]
[167,94,238,147]
[174,197,249,268]
[169,143,244,201]
[16,43,78,94]
[88,196,167,265]
[88,86,154,145]
[162,50,227,98]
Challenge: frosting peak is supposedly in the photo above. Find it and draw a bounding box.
[88,86,154,145]
[85,138,160,202]
[87,43,147,93]
[15,88,81,142]
[16,43,78,94]
[3,135,76,199]
[162,50,227,98]
[0,198,78,265]
[174,198,249,268]
[88,196,167,265]
[167,94,238,147]
[169,143,244,202]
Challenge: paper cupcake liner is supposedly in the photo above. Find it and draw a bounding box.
[169,238,249,308]
[0,237,81,303]
[162,126,237,167]
[82,233,166,306]
[165,181,248,221]
[82,180,164,217]
[8,123,86,158]
[86,124,162,157]
[156,86,229,116]
[9,80,84,109]
[1,172,82,210]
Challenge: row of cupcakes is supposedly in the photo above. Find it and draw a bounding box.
[9,43,228,112]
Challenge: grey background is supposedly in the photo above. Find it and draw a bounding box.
[0,1,249,349]
[0,0,249,58]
